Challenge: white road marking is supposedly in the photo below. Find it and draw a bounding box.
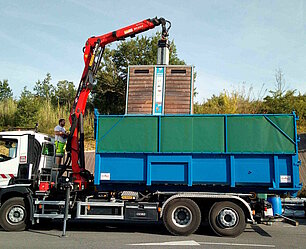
[198,242,275,248]
[129,240,200,246]
[128,240,275,247]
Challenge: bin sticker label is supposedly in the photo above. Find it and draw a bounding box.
[101,173,110,180]
[280,175,291,183]
[153,67,164,115]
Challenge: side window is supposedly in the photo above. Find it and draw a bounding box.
[42,143,54,157]
[0,139,18,162]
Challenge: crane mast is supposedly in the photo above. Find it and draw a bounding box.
[64,17,171,188]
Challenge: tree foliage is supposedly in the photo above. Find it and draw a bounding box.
[52,80,76,109]
[0,76,95,140]
[15,87,40,126]
[34,73,54,101]
[0,98,16,128]
[0,79,13,101]
[261,70,305,117]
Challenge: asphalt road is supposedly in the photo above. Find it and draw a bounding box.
[0,219,306,249]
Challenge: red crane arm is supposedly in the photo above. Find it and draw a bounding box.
[65,17,170,186]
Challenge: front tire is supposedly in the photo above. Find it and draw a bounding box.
[209,201,246,237]
[0,197,28,231]
[163,198,201,236]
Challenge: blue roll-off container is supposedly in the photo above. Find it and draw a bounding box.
[94,110,301,195]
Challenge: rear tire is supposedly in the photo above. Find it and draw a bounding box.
[163,198,201,236]
[209,201,246,237]
[0,197,28,231]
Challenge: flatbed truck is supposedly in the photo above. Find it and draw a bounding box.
[0,17,301,237]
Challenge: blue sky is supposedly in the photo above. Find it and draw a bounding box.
[0,0,305,101]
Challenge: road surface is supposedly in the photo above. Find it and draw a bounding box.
[0,219,305,249]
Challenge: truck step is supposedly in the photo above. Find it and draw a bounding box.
[35,191,50,196]
[34,214,71,219]
[35,200,66,205]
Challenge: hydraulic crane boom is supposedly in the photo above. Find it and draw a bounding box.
[65,17,171,187]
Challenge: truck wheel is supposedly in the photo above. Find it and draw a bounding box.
[0,197,28,231]
[163,198,201,236]
[209,201,246,237]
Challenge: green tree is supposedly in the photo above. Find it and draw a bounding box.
[52,80,76,109]
[15,87,39,127]
[34,73,54,101]
[0,79,13,101]
[92,32,185,114]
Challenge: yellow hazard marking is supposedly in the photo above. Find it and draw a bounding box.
[89,55,95,66]
[121,195,135,200]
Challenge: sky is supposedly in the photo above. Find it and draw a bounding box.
[0,0,305,102]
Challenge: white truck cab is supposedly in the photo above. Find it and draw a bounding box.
[0,130,55,187]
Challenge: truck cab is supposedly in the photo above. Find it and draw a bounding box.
[0,131,55,187]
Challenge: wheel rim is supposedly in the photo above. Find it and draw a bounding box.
[171,206,193,228]
[217,207,239,228]
[6,205,25,225]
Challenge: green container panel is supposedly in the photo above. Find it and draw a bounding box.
[160,116,224,152]
[97,117,158,153]
[227,116,295,153]
[268,116,295,140]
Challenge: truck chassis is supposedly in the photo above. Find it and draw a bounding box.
[0,178,262,237]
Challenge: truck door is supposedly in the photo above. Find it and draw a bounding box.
[0,137,20,187]
[18,135,41,182]
[39,142,55,170]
